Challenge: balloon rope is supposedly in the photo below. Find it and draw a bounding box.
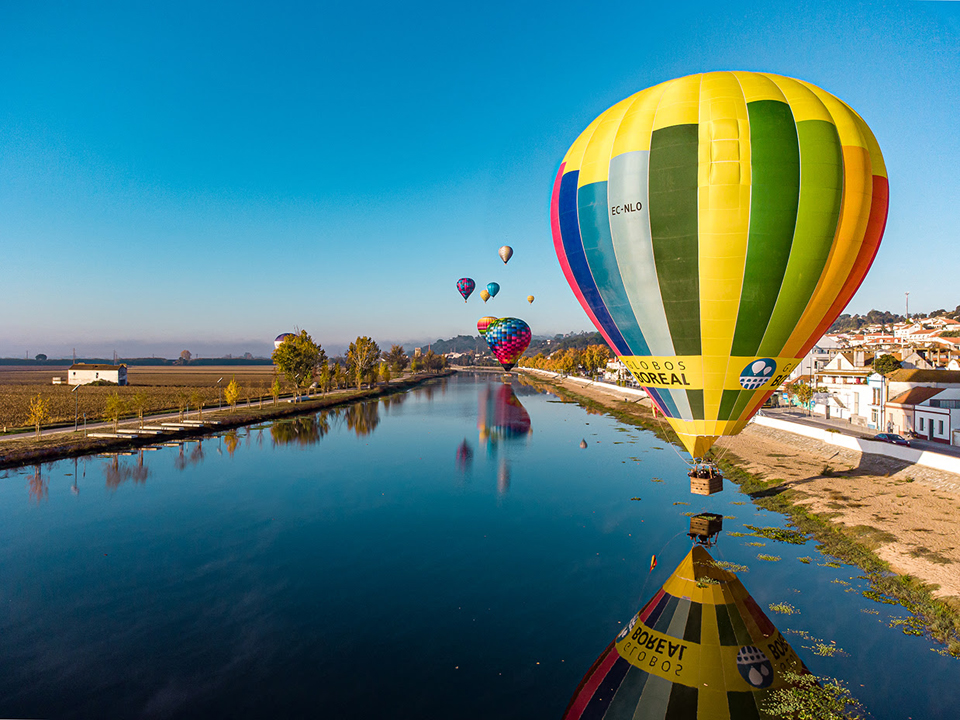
[635,530,687,607]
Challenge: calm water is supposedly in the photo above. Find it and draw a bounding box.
[1,373,956,718]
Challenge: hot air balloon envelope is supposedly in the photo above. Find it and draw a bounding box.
[527,295,535,304]
[477,316,498,336]
[499,245,513,264]
[479,289,491,303]
[562,546,807,719]
[274,333,295,350]
[486,282,500,298]
[552,71,888,457]
[483,317,531,371]
[456,277,475,302]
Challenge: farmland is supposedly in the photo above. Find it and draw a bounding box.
[0,365,281,431]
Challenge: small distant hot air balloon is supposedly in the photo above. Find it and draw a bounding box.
[477,316,498,336]
[483,317,531,371]
[456,278,475,302]
[527,295,535,304]
[274,333,295,350]
[650,555,657,572]
[498,245,513,264]
[486,282,500,298]
[479,289,491,303]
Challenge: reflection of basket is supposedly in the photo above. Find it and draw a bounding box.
[690,474,723,495]
[689,512,723,536]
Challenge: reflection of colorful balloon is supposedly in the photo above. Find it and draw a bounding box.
[499,245,513,264]
[480,289,491,302]
[563,546,806,719]
[484,317,531,371]
[486,282,500,298]
[552,71,888,457]
[456,277,475,302]
[478,384,532,445]
[477,316,498,336]
[527,295,534,304]
[274,333,295,350]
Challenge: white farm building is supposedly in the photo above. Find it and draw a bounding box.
[68,363,128,386]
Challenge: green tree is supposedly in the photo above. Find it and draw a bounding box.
[224,377,241,407]
[873,353,902,375]
[347,336,381,389]
[189,390,204,419]
[26,394,49,438]
[271,376,282,405]
[423,349,444,373]
[105,392,127,431]
[790,381,815,414]
[272,330,326,398]
[386,344,409,374]
[583,344,611,378]
[318,361,333,393]
[379,361,392,384]
[410,355,423,373]
[130,390,149,429]
[35,353,47,361]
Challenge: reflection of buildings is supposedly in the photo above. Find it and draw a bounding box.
[478,384,532,448]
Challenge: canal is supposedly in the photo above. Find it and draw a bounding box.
[0,372,955,718]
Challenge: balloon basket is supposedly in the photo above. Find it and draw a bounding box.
[687,512,723,546]
[688,461,723,495]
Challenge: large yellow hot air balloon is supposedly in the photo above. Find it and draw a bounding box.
[551,72,888,457]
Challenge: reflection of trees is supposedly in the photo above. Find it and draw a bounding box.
[27,464,47,504]
[270,414,329,446]
[342,401,380,437]
[174,439,206,471]
[380,392,407,412]
[224,430,240,456]
[104,452,150,490]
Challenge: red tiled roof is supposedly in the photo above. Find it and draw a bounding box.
[888,387,944,405]
[886,368,960,384]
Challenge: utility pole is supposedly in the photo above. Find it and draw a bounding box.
[905,291,910,320]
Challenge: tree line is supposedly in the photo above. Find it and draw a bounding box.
[517,344,611,378]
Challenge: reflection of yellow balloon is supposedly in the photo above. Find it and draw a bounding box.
[527,295,535,304]
[552,72,888,456]
[479,289,491,302]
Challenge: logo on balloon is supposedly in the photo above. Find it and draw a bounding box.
[736,646,774,688]
[739,359,777,390]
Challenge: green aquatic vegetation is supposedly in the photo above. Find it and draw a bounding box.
[812,642,843,657]
[861,608,879,615]
[681,511,696,516]
[746,541,766,547]
[728,531,751,537]
[672,501,689,506]
[696,576,720,588]
[863,590,900,605]
[831,579,851,586]
[819,561,843,568]
[757,554,782,562]
[798,557,812,564]
[723,515,736,519]
[630,497,642,501]
[889,616,925,636]
[769,602,799,615]
[650,477,664,483]
[731,501,746,505]
[744,524,808,545]
[762,671,865,720]
[714,561,749,573]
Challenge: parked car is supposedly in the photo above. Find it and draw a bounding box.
[874,433,911,447]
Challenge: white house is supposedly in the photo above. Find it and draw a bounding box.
[68,363,127,386]
[810,351,875,424]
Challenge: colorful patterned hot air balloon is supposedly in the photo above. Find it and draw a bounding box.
[486,282,500,298]
[552,71,888,457]
[562,546,808,720]
[477,316,498,336]
[527,295,535,304]
[456,277,475,302]
[480,289,491,303]
[484,317,531,371]
[499,245,513,264]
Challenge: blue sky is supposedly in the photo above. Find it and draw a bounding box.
[2,0,958,358]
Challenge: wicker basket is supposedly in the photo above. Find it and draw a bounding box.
[690,474,723,496]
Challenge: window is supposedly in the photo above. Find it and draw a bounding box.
[871,410,878,424]
[939,420,944,435]
[919,417,925,431]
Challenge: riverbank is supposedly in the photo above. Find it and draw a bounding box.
[519,370,960,655]
[0,371,453,470]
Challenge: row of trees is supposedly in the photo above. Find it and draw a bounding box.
[517,344,611,378]
[272,331,449,398]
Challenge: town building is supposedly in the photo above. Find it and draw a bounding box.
[68,363,127,386]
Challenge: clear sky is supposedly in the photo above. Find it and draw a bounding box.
[2,0,958,358]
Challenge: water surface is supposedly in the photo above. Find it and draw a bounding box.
[0,373,955,718]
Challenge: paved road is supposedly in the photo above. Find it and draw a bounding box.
[761,407,960,458]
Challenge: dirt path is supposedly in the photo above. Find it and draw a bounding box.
[526,372,960,600]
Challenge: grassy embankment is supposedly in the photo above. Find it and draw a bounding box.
[0,371,453,470]
[519,372,960,657]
